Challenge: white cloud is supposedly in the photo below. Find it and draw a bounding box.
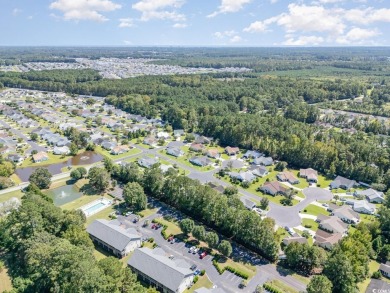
[49,0,121,22]
[230,35,242,43]
[337,27,380,43]
[173,23,187,28]
[344,7,390,25]
[208,0,252,18]
[119,18,134,28]
[123,40,132,45]
[214,30,237,38]
[243,21,268,33]
[283,35,324,45]
[132,0,186,22]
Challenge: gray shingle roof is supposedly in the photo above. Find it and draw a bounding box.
[86,219,141,252]
[128,248,193,292]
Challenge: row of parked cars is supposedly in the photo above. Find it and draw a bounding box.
[189,245,208,259]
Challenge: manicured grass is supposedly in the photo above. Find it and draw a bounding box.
[265,279,298,293]
[276,266,311,285]
[357,260,381,292]
[139,207,158,219]
[85,204,116,226]
[95,146,142,160]
[276,227,289,242]
[160,150,215,172]
[154,217,183,236]
[18,153,73,168]
[60,194,104,210]
[0,189,24,204]
[301,204,329,217]
[93,245,110,261]
[317,175,333,188]
[10,174,22,185]
[215,256,257,280]
[290,170,310,189]
[360,214,379,224]
[302,218,319,231]
[184,275,213,293]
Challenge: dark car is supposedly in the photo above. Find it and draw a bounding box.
[190,264,197,271]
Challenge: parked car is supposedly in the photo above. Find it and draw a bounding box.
[190,264,197,271]
[189,246,196,253]
[193,269,201,276]
[170,238,176,244]
[151,224,156,229]
[322,203,329,207]
[168,255,174,260]
[200,252,207,259]
[168,236,174,242]
[193,248,199,254]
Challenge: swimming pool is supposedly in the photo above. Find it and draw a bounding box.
[80,198,111,217]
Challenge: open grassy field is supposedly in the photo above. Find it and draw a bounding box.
[95,146,142,160]
[0,189,23,204]
[0,267,13,292]
[265,279,299,293]
[301,204,329,217]
[214,255,257,280]
[184,275,213,293]
[154,217,183,236]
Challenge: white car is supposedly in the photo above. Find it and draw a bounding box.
[189,246,196,253]
[193,248,199,254]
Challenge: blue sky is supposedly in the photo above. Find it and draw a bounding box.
[1,0,390,46]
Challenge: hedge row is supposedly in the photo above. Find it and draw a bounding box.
[212,260,249,280]
[151,219,170,240]
[263,283,283,293]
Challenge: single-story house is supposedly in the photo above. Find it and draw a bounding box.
[314,230,343,250]
[207,182,225,193]
[229,171,256,183]
[138,157,159,168]
[157,131,170,139]
[167,147,185,157]
[87,219,141,258]
[277,171,300,184]
[328,203,360,224]
[189,143,205,152]
[173,129,185,138]
[249,165,269,177]
[32,151,49,163]
[242,198,257,210]
[352,200,376,214]
[242,150,263,159]
[299,168,318,183]
[355,188,385,203]
[143,137,158,146]
[282,236,308,246]
[128,247,194,293]
[379,262,390,279]
[253,156,273,166]
[330,176,357,190]
[225,146,240,156]
[206,149,220,159]
[259,181,288,196]
[189,156,212,167]
[101,140,117,151]
[317,215,348,234]
[111,145,130,155]
[194,135,211,145]
[8,154,24,163]
[53,146,70,155]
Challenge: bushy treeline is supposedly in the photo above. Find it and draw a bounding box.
[111,162,279,261]
[0,193,155,293]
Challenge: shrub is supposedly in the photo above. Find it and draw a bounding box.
[372,271,382,279]
[200,270,205,276]
[193,276,199,283]
[304,224,312,228]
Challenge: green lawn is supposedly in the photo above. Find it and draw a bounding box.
[60,194,105,210]
[10,174,22,185]
[184,275,213,293]
[301,218,319,231]
[301,204,329,217]
[19,152,74,168]
[160,149,215,172]
[214,256,257,280]
[139,207,158,219]
[154,217,183,236]
[95,146,142,160]
[360,214,379,224]
[317,175,333,188]
[290,170,310,189]
[85,204,116,226]
[265,280,299,293]
[357,260,381,292]
[0,189,23,204]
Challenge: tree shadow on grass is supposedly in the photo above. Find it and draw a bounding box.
[79,183,101,196]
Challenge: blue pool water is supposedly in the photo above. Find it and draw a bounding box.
[84,202,105,214]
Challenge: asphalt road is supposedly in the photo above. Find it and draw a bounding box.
[0,118,46,154]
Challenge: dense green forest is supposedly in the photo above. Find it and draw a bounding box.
[0,192,155,293]
[1,66,390,188]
